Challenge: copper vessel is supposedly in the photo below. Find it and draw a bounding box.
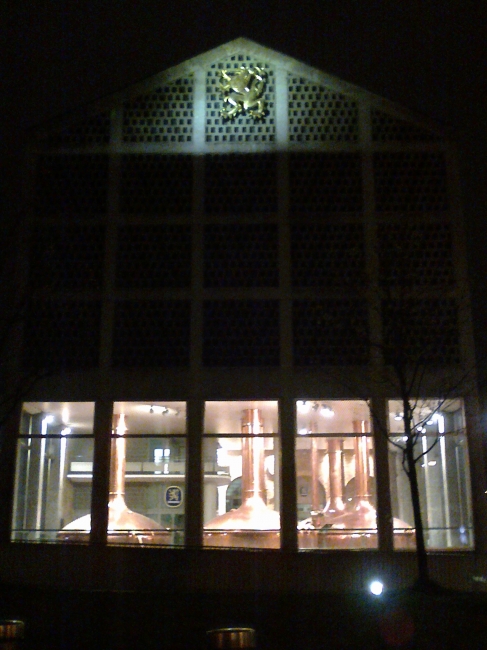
[0,620,25,640]
[322,437,345,517]
[207,628,256,649]
[58,414,171,545]
[203,409,280,549]
[299,420,415,549]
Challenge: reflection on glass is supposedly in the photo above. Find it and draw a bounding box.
[388,398,473,550]
[11,402,94,542]
[203,401,280,549]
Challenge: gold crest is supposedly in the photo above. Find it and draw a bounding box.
[219,66,267,120]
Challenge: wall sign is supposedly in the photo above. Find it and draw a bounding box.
[165,486,183,508]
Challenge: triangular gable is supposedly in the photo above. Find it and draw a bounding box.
[33,37,445,149]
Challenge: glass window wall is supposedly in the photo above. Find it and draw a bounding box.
[12,402,94,542]
[11,397,475,552]
[296,399,378,549]
[388,398,473,550]
[203,401,280,549]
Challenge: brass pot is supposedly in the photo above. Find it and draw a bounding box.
[0,620,25,640]
[207,628,256,649]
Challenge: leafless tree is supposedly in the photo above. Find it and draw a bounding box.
[362,230,477,590]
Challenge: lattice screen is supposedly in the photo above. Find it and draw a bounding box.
[205,154,278,215]
[116,225,191,288]
[290,153,363,215]
[293,300,369,365]
[112,301,191,367]
[23,300,101,369]
[374,152,449,212]
[46,112,111,147]
[378,223,454,287]
[204,224,278,287]
[29,225,105,291]
[382,299,459,365]
[27,49,461,375]
[371,109,440,143]
[206,55,275,143]
[288,77,359,143]
[35,155,109,217]
[203,300,280,366]
[122,76,194,143]
[291,224,366,287]
[120,154,193,215]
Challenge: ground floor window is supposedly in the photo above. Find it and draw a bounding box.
[295,399,379,549]
[203,401,279,549]
[11,402,94,542]
[10,397,475,551]
[388,398,473,550]
[105,401,186,546]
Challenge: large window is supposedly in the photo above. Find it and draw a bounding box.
[106,402,186,546]
[12,402,94,542]
[388,398,473,550]
[296,400,378,549]
[203,401,280,549]
[11,397,474,552]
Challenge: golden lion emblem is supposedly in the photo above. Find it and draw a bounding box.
[219,66,267,120]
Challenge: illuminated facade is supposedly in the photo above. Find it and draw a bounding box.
[2,39,486,591]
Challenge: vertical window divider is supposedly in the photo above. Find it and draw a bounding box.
[370,397,394,552]
[463,394,487,554]
[89,399,113,545]
[279,396,298,551]
[0,403,23,544]
[185,399,204,548]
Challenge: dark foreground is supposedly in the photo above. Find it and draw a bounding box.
[1,583,487,649]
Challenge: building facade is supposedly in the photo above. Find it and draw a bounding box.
[1,38,486,592]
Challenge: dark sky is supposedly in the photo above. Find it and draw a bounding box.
[2,0,487,377]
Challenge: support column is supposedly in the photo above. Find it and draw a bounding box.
[185,399,204,548]
[89,399,113,545]
[464,393,487,554]
[370,397,394,552]
[0,403,22,544]
[279,396,297,552]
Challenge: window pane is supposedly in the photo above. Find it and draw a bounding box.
[388,398,473,550]
[203,401,280,549]
[12,402,94,543]
[108,402,186,546]
[296,400,378,549]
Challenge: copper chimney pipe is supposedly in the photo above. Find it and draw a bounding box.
[310,435,320,512]
[241,409,266,503]
[351,419,374,514]
[58,414,168,544]
[299,420,344,537]
[322,438,345,516]
[203,408,280,549]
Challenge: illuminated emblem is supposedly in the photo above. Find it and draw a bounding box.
[219,66,267,120]
[165,485,183,508]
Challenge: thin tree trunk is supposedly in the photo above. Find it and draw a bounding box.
[405,441,429,586]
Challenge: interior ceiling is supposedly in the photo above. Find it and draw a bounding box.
[22,399,378,435]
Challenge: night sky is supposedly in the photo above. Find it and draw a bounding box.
[2,1,487,381]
